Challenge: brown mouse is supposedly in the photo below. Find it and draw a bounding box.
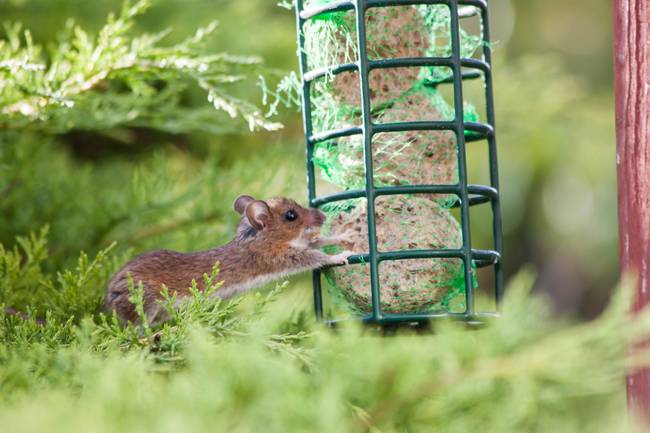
[106,195,353,325]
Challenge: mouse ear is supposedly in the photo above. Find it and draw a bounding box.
[245,200,271,231]
[233,195,255,214]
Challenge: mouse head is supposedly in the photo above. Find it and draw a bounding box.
[233,195,326,246]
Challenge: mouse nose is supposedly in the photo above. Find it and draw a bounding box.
[311,209,326,226]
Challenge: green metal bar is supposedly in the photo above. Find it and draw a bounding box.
[467,184,499,199]
[311,189,367,207]
[370,57,489,71]
[381,248,498,262]
[295,0,324,320]
[301,0,487,20]
[374,311,497,323]
[479,2,504,305]
[299,0,355,19]
[309,126,363,144]
[448,0,474,316]
[300,0,450,20]
[373,120,457,133]
[343,248,499,266]
[432,70,482,85]
[309,120,492,144]
[376,184,461,195]
[305,58,489,83]
[464,121,493,136]
[311,184,497,207]
[304,63,359,82]
[354,0,383,320]
[326,310,498,326]
[300,0,487,21]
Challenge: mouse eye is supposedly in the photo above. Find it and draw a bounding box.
[285,210,297,222]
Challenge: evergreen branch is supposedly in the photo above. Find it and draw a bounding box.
[0,0,280,133]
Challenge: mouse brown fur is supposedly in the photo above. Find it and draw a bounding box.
[106,195,353,324]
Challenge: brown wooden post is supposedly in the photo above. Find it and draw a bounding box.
[614,0,650,419]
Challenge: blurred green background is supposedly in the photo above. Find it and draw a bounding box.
[0,0,617,319]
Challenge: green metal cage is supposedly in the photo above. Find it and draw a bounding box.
[295,0,503,325]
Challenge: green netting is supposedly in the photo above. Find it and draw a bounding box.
[323,259,470,315]
[417,5,482,84]
[302,3,482,314]
[303,2,483,107]
[320,196,471,314]
[312,84,479,197]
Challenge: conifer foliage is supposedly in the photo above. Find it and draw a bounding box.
[0,0,280,134]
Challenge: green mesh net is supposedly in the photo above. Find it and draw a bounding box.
[321,196,474,314]
[417,5,482,84]
[302,2,482,314]
[312,85,479,198]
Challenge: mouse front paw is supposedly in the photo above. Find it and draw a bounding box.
[329,250,354,266]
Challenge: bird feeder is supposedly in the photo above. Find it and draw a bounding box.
[294,0,503,325]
